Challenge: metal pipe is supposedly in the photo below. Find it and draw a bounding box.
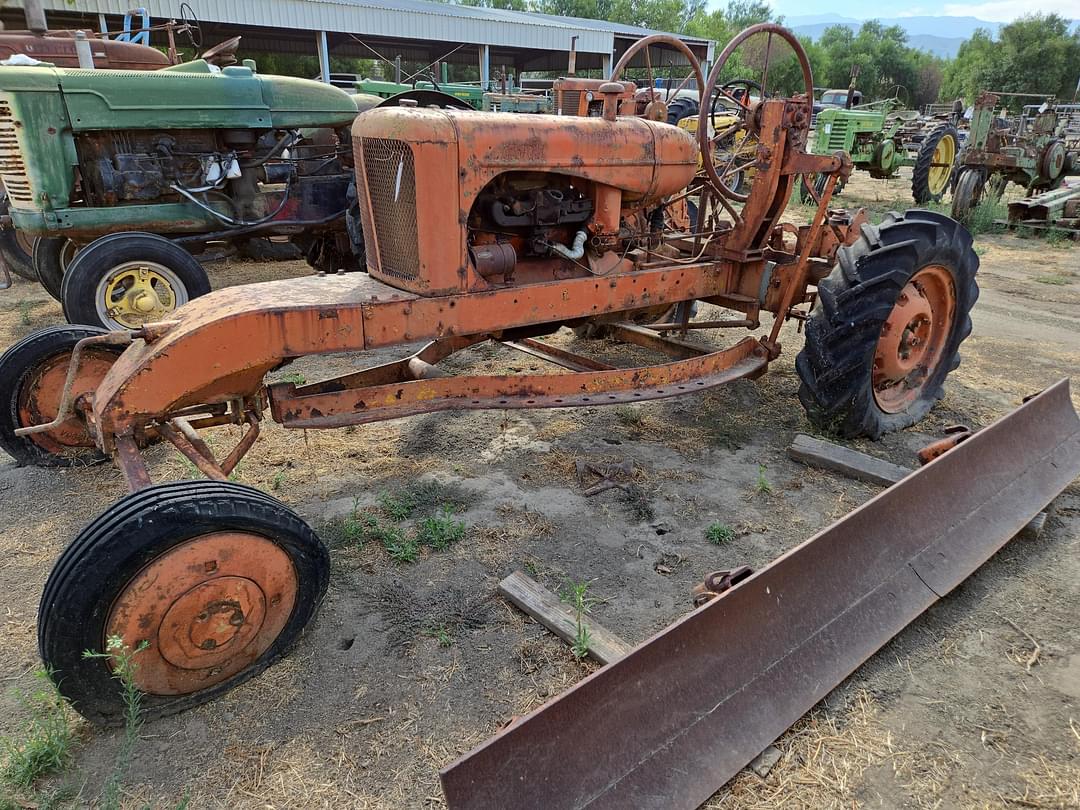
[14,332,133,438]
[74,31,95,69]
[221,413,260,475]
[645,319,755,331]
[157,421,229,481]
[115,435,152,492]
[550,230,587,261]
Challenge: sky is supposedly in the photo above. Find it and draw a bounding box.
[766,0,1080,23]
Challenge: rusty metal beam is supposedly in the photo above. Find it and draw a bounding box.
[269,337,769,429]
[440,379,1080,810]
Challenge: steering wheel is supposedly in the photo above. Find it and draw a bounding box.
[610,34,707,124]
[179,2,202,51]
[698,24,813,203]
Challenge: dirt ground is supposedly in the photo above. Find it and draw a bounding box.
[0,170,1078,809]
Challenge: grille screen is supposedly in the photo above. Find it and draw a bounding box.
[557,90,582,116]
[359,137,419,282]
[826,119,850,151]
[0,101,33,206]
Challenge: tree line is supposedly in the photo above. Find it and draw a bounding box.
[456,0,1080,107]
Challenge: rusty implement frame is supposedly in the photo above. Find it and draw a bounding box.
[440,379,1080,810]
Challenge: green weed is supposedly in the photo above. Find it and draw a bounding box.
[277,371,306,386]
[416,506,466,551]
[614,406,645,428]
[705,522,736,545]
[560,580,597,661]
[1035,274,1071,285]
[82,637,148,810]
[0,671,74,789]
[755,464,772,495]
[422,625,454,647]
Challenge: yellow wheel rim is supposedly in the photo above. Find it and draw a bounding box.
[928,134,956,195]
[96,261,183,330]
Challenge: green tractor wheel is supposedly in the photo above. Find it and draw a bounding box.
[912,124,959,204]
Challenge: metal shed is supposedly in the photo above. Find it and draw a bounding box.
[1,0,712,85]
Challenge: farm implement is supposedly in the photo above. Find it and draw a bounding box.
[0,25,992,751]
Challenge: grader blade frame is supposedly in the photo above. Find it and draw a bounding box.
[440,379,1080,810]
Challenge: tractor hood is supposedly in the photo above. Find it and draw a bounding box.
[0,61,359,130]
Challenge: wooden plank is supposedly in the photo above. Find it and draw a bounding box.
[788,433,1049,538]
[498,571,633,665]
[788,433,910,486]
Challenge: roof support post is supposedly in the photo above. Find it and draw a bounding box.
[98,13,108,35]
[602,51,612,79]
[316,30,331,84]
[479,43,490,91]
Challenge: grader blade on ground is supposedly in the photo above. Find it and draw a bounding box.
[440,379,1080,810]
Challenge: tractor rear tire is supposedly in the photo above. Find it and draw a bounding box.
[666,97,699,125]
[0,325,120,466]
[39,480,330,726]
[796,210,978,439]
[33,237,77,302]
[911,124,958,204]
[61,232,211,331]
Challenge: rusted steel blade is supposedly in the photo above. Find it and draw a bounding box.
[441,379,1080,810]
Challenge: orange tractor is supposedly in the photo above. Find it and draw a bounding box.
[0,26,978,724]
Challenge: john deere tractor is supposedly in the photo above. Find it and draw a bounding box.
[805,98,959,205]
[950,91,1078,221]
[0,59,364,329]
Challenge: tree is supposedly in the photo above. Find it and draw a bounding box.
[942,14,1080,105]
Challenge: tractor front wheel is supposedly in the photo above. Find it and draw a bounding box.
[61,233,210,331]
[950,168,985,222]
[0,325,122,466]
[911,124,958,204]
[39,481,330,726]
[796,210,978,439]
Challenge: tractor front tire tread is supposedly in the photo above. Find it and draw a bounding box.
[911,124,959,205]
[39,480,330,726]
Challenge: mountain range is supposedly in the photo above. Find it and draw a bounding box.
[787,14,1004,58]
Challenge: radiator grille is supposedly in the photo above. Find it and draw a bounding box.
[557,90,582,116]
[825,119,850,151]
[359,137,419,282]
[0,101,33,206]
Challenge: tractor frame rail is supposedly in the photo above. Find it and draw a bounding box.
[439,379,1080,810]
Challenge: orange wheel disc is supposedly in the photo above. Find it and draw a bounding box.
[872,265,955,413]
[16,347,117,456]
[105,532,298,696]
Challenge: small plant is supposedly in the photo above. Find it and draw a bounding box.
[379,488,417,522]
[82,636,148,810]
[1034,273,1070,286]
[755,464,772,495]
[416,506,466,551]
[0,671,74,789]
[17,300,34,327]
[705,522,736,545]
[277,371,306,385]
[382,530,419,563]
[1044,227,1070,247]
[966,197,1007,236]
[423,625,454,647]
[270,469,287,491]
[614,406,644,428]
[560,580,597,661]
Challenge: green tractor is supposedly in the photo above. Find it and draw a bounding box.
[354,76,487,110]
[0,59,363,329]
[950,91,1078,221]
[804,98,959,205]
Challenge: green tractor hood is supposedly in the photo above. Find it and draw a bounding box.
[2,60,361,131]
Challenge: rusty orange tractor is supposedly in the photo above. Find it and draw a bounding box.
[0,25,978,724]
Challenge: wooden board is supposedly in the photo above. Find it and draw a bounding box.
[788,433,911,486]
[498,571,633,665]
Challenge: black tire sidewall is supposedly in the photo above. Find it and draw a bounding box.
[912,124,958,205]
[60,233,211,330]
[0,227,36,280]
[0,325,112,467]
[32,237,72,301]
[39,481,330,725]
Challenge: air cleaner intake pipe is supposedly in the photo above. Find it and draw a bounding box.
[550,230,587,261]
